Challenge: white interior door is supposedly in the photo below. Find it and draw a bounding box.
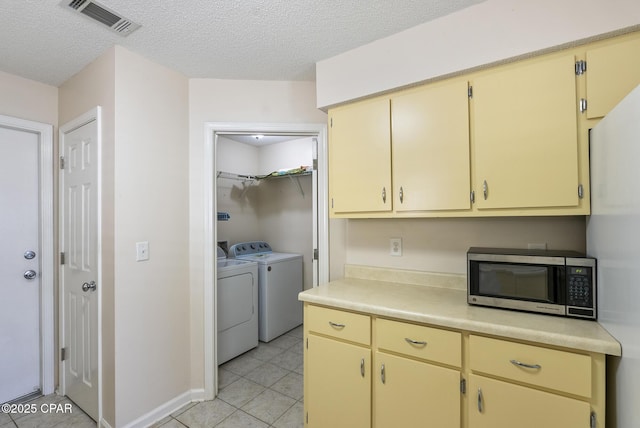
[0,126,41,404]
[61,117,99,421]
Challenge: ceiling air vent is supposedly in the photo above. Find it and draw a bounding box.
[64,0,141,36]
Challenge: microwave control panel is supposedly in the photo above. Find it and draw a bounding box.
[567,266,593,307]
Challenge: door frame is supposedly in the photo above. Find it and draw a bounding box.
[58,107,102,421]
[203,122,329,399]
[0,113,54,397]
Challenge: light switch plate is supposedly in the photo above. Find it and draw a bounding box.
[136,241,149,261]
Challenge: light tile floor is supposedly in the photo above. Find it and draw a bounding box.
[152,325,304,428]
[1,325,303,428]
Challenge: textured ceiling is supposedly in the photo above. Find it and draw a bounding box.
[0,0,484,87]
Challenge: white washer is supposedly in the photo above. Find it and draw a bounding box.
[230,241,303,342]
[216,246,258,364]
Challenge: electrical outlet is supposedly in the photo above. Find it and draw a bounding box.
[390,238,402,256]
[136,241,149,261]
[527,243,547,250]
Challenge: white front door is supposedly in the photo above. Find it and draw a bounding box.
[0,126,41,404]
[60,116,99,421]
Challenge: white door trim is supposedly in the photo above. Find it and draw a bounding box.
[0,113,54,396]
[203,122,329,399]
[58,107,102,422]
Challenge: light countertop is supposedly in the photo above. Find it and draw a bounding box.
[299,274,621,356]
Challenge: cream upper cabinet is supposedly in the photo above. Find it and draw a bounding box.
[586,36,640,119]
[391,80,471,212]
[471,54,580,210]
[329,97,391,215]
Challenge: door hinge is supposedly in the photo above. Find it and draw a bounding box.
[59,156,65,170]
[60,252,65,265]
[306,412,309,424]
[330,117,333,128]
[468,85,473,99]
[306,337,309,349]
[578,184,584,199]
[460,378,467,394]
[579,98,588,113]
[312,159,318,170]
[470,190,475,204]
[590,411,596,428]
[575,60,587,75]
[61,347,66,361]
[313,249,319,260]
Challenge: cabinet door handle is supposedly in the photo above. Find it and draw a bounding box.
[510,359,542,370]
[399,186,404,204]
[361,358,365,378]
[404,337,427,347]
[380,363,386,384]
[328,321,345,329]
[477,388,484,413]
[382,187,387,203]
[483,180,488,200]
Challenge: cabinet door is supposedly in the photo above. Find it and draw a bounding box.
[329,97,391,214]
[392,80,471,212]
[374,351,460,428]
[306,334,371,428]
[586,36,640,119]
[468,374,590,428]
[472,55,579,209]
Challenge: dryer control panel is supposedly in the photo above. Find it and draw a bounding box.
[229,241,272,257]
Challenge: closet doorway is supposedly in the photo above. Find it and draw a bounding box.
[203,122,328,399]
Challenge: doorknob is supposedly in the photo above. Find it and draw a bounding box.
[82,281,97,292]
[24,250,36,260]
[24,270,37,280]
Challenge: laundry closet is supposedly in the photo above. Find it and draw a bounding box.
[216,134,315,292]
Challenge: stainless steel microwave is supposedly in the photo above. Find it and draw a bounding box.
[467,247,597,320]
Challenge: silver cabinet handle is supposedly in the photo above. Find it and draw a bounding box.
[360,358,365,378]
[477,388,484,413]
[381,363,386,384]
[404,337,427,347]
[382,187,386,203]
[510,359,542,370]
[328,321,345,329]
[24,270,37,280]
[82,281,97,292]
[399,186,404,204]
[483,180,488,200]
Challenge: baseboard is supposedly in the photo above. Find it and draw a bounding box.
[120,389,205,428]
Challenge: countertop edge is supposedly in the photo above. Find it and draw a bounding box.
[300,281,622,357]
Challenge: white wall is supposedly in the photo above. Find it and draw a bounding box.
[316,0,640,108]
[216,136,260,246]
[189,79,327,388]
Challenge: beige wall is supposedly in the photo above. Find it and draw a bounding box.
[343,217,586,277]
[316,0,640,108]
[113,46,190,427]
[189,79,326,388]
[0,70,58,125]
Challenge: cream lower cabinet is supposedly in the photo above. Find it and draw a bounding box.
[468,335,601,428]
[304,305,372,428]
[374,318,461,428]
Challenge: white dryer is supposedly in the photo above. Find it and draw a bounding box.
[229,241,303,342]
[216,246,258,364]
